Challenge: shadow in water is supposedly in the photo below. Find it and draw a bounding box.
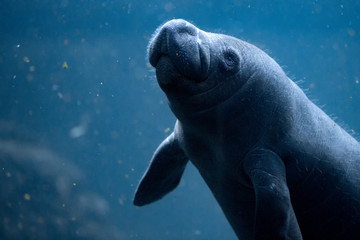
[0,123,126,239]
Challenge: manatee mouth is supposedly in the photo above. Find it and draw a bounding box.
[148,19,210,83]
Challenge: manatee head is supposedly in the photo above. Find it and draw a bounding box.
[148,19,280,118]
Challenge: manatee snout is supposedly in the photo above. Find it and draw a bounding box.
[148,19,210,83]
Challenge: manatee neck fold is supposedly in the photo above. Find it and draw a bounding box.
[165,75,245,120]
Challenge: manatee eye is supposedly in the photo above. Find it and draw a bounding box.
[220,48,239,72]
[224,52,236,66]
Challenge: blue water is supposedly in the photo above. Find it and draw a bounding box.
[0,0,359,239]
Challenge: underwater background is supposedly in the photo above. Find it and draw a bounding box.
[0,0,359,239]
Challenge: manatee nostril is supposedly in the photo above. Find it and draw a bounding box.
[164,19,197,36]
[176,24,197,36]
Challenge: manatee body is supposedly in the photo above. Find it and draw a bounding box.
[134,19,360,239]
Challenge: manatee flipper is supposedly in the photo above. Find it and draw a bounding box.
[243,148,302,240]
[133,132,188,206]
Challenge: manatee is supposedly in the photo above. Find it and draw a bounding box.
[134,19,360,239]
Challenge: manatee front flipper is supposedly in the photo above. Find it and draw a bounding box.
[243,148,302,240]
[133,132,188,206]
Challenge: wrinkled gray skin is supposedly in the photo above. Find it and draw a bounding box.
[134,19,360,240]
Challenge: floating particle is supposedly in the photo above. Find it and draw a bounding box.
[37,217,44,224]
[52,84,59,90]
[24,193,31,201]
[347,28,356,37]
[164,2,175,12]
[62,61,68,69]
[23,56,30,63]
[69,125,86,138]
[62,203,66,208]
[164,127,170,133]
[111,131,119,139]
[18,222,23,230]
[72,182,77,187]
[26,74,34,82]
